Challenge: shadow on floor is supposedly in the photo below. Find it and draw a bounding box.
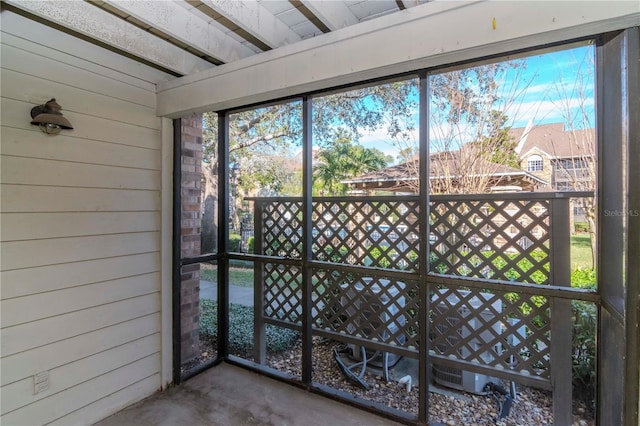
[94,363,403,426]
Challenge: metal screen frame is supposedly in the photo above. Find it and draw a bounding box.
[596,27,640,426]
[172,28,640,426]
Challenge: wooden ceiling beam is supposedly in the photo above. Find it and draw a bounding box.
[100,0,255,64]
[188,0,302,50]
[4,0,214,75]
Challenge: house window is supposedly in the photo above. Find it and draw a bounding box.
[527,155,543,172]
[555,181,574,191]
[557,158,588,170]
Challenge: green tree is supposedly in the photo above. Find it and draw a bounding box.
[313,130,390,195]
[201,80,418,252]
[390,60,529,194]
[473,110,519,168]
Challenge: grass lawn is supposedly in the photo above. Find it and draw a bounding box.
[200,265,254,288]
[570,234,594,269]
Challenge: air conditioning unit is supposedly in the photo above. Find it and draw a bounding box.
[340,278,406,367]
[431,289,502,394]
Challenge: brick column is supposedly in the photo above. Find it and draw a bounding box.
[180,114,203,362]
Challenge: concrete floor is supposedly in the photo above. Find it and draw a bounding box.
[95,362,403,426]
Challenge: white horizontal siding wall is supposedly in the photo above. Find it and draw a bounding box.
[0,11,173,425]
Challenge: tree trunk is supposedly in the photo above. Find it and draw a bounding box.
[201,163,218,254]
[580,197,597,269]
[586,213,597,270]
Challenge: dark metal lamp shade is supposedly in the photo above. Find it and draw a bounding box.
[30,98,73,133]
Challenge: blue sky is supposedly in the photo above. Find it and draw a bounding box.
[359,43,596,161]
[504,43,595,128]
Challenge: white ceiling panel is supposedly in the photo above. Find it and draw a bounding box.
[290,20,324,39]
[272,6,310,28]
[101,0,255,63]
[5,0,428,76]
[300,0,358,30]
[258,0,298,17]
[189,0,301,49]
[347,0,400,21]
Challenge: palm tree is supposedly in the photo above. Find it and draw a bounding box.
[313,130,390,195]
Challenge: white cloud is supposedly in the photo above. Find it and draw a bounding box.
[359,132,414,163]
[505,97,595,128]
[358,126,393,144]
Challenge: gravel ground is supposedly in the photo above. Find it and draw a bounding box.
[180,337,218,374]
[185,336,593,426]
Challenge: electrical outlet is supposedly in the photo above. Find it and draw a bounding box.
[34,371,49,395]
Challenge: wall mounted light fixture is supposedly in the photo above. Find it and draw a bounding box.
[30,98,73,135]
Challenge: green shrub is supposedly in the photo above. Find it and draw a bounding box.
[229,233,242,252]
[264,236,302,257]
[428,249,550,283]
[574,222,590,233]
[571,267,596,289]
[366,246,395,268]
[247,236,254,253]
[200,300,299,357]
[316,246,348,263]
[568,266,597,412]
[429,251,448,273]
[572,299,597,413]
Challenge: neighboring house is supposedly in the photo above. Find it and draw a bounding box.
[344,123,595,196]
[343,123,594,238]
[512,122,595,192]
[512,122,595,224]
[342,150,547,194]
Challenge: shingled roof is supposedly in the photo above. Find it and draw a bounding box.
[342,151,546,193]
[512,122,595,159]
[343,123,595,194]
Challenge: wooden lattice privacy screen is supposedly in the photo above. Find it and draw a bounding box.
[250,194,579,389]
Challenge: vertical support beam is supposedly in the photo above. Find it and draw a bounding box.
[418,71,430,424]
[218,112,230,359]
[623,27,639,426]
[302,95,314,385]
[172,118,183,384]
[161,117,174,388]
[596,31,625,425]
[598,32,627,317]
[550,196,572,425]
[596,28,639,426]
[253,199,266,363]
[550,197,571,281]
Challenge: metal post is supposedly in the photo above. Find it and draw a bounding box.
[550,196,572,425]
[596,28,640,426]
[623,27,639,426]
[172,118,183,384]
[597,30,624,426]
[218,112,230,359]
[418,71,430,425]
[301,95,314,385]
[253,199,266,363]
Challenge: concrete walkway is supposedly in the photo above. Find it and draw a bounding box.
[200,280,254,306]
[94,363,403,426]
